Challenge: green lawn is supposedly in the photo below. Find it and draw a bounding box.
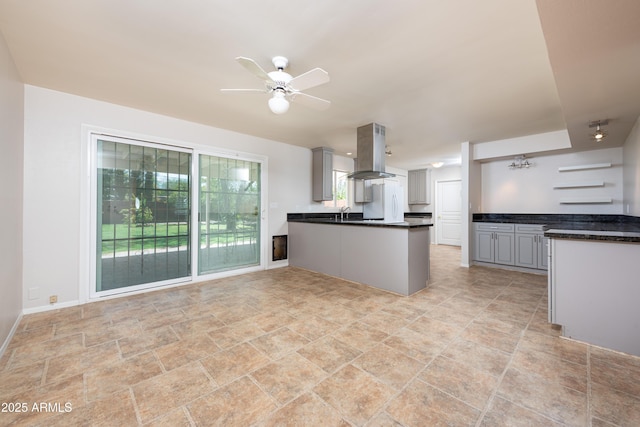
[100,222,256,254]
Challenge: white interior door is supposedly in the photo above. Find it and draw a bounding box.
[436,179,462,246]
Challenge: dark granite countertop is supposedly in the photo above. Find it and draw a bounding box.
[473,213,640,243]
[287,213,433,229]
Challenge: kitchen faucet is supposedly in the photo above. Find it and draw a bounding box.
[340,206,351,221]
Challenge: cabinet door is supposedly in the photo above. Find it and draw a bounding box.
[537,234,549,270]
[312,147,333,201]
[515,233,538,268]
[408,169,430,204]
[474,230,495,263]
[494,231,515,265]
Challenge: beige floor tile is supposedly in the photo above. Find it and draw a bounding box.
[331,321,389,351]
[84,318,141,347]
[591,382,640,427]
[143,407,192,427]
[118,325,179,359]
[9,333,84,369]
[1,374,85,426]
[353,343,424,390]
[519,330,588,365]
[260,392,350,427]
[406,315,462,344]
[85,351,163,401]
[590,350,640,397]
[498,367,587,426]
[250,327,310,360]
[132,362,215,423]
[6,325,55,350]
[154,334,220,371]
[0,360,45,399]
[313,364,395,425]
[200,342,270,386]
[480,396,564,426]
[384,327,446,364]
[187,376,277,426]
[422,304,476,328]
[460,321,521,354]
[360,310,410,335]
[45,340,121,384]
[442,338,511,376]
[169,315,225,339]
[206,325,246,349]
[287,314,339,341]
[46,389,137,427]
[420,355,499,410]
[386,379,480,426]
[510,347,587,393]
[4,245,640,426]
[250,352,327,404]
[297,336,362,373]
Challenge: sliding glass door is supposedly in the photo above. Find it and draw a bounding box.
[199,155,261,274]
[95,136,192,293]
[92,133,264,297]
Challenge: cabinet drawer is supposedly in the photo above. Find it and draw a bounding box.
[475,223,514,232]
[515,224,544,233]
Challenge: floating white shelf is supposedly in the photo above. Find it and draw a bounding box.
[559,197,612,204]
[558,162,612,172]
[553,181,605,189]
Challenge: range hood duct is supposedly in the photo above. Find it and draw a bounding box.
[347,123,396,180]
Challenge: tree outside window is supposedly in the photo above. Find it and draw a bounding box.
[324,170,349,208]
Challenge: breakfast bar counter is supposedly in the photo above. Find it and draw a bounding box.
[287,214,432,296]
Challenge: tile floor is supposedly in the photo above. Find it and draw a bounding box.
[1,245,639,426]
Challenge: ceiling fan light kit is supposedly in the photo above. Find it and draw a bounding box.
[221,56,330,115]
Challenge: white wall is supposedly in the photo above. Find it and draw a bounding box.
[23,86,319,311]
[0,33,24,352]
[623,116,640,216]
[480,147,624,214]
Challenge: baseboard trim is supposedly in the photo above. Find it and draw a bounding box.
[22,300,80,315]
[0,312,24,360]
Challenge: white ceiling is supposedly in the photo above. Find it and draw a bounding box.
[1,0,639,170]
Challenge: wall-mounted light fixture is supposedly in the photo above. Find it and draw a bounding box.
[385,145,392,156]
[589,119,608,142]
[508,155,531,169]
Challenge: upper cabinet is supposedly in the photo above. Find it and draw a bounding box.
[312,147,333,201]
[408,168,431,205]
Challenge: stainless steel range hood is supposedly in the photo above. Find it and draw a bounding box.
[347,123,396,180]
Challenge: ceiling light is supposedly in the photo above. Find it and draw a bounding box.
[508,155,531,169]
[268,89,289,114]
[431,162,444,168]
[589,119,608,142]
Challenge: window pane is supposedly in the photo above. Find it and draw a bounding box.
[96,139,191,292]
[198,155,261,274]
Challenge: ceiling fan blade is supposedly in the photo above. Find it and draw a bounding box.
[220,88,268,94]
[288,68,330,91]
[235,57,273,82]
[289,92,331,110]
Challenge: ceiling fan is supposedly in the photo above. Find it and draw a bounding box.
[221,56,330,114]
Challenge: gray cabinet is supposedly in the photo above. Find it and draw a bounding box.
[515,224,548,270]
[474,223,515,266]
[312,147,333,201]
[408,169,430,205]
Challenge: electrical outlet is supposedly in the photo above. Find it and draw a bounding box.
[49,295,58,304]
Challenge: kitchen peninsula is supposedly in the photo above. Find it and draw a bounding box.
[287,214,432,296]
[473,213,640,357]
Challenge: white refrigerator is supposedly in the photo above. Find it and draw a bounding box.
[363,182,405,223]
